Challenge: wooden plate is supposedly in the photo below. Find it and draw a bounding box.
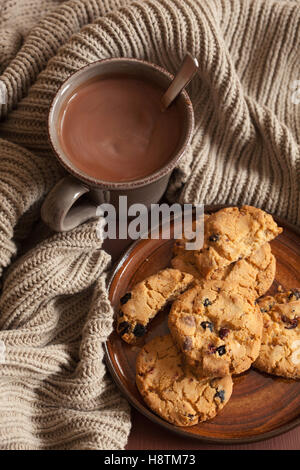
[105,207,300,443]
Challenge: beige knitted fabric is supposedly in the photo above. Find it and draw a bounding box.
[0,221,131,449]
[0,0,299,450]
[0,0,64,73]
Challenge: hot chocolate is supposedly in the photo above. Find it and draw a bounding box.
[58,75,182,182]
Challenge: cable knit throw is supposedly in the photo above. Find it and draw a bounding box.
[0,0,299,450]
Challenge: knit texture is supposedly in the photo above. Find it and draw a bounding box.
[0,0,64,72]
[0,0,299,450]
[0,223,130,449]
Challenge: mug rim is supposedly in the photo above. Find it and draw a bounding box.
[48,57,194,190]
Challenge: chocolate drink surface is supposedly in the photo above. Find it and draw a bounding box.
[58,75,182,182]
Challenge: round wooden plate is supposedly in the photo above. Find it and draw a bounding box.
[105,207,300,443]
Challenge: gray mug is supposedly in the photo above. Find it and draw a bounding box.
[41,58,194,232]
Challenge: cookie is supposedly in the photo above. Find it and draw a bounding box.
[117,268,194,344]
[217,243,276,298]
[254,289,300,379]
[168,281,263,377]
[192,206,281,278]
[171,250,200,279]
[136,334,233,426]
[171,243,276,299]
[173,214,210,256]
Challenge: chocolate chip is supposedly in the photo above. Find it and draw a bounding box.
[120,292,131,305]
[118,321,130,336]
[288,289,300,301]
[216,345,226,356]
[183,336,193,351]
[282,315,298,329]
[201,321,214,332]
[118,310,124,317]
[214,389,225,402]
[209,234,219,242]
[203,298,212,307]
[187,413,195,420]
[118,321,129,330]
[286,320,298,329]
[182,315,196,327]
[219,328,229,339]
[133,323,146,337]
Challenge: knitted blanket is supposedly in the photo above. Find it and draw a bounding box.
[0,0,299,450]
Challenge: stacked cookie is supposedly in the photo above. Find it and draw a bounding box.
[116,206,300,427]
[255,289,300,378]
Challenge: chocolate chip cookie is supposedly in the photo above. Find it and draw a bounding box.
[192,206,281,278]
[117,268,194,344]
[254,289,300,379]
[168,281,263,377]
[172,243,276,299]
[136,334,233,426]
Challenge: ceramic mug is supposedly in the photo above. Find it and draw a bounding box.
[41,58,194,232]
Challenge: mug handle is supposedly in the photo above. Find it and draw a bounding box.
[41,175,98,232]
